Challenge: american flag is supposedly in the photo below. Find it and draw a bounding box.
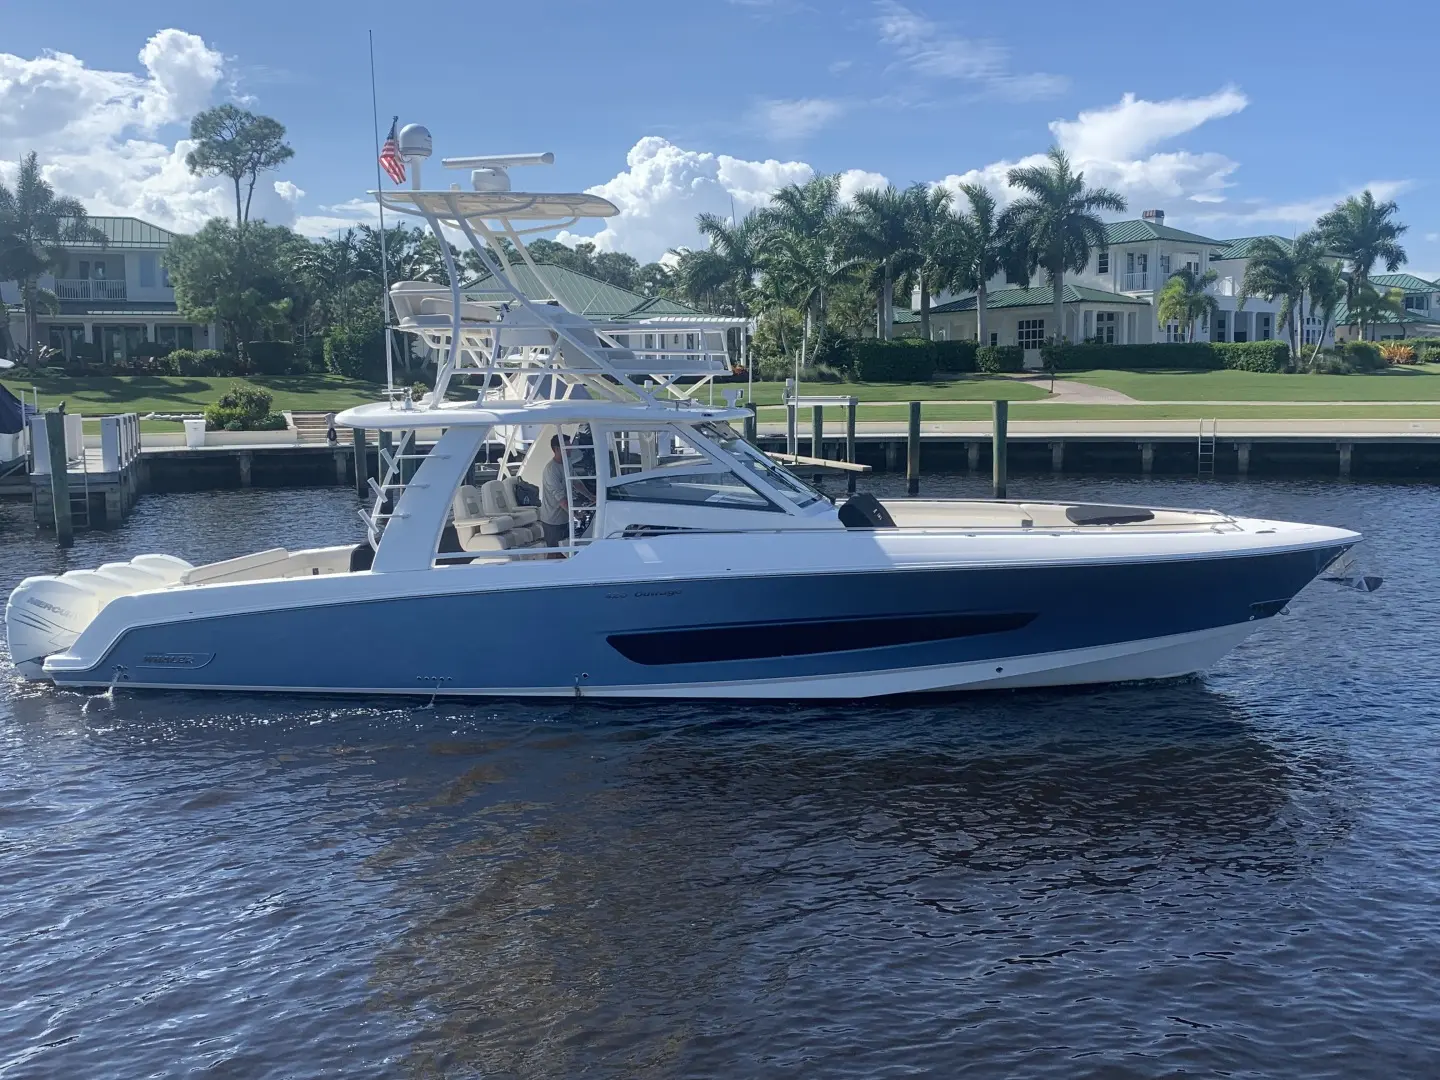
[378,117,406,185]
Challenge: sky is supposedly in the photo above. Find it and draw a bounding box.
[2,0,1437,276]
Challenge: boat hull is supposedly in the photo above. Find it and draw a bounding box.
[36,543,1349,699]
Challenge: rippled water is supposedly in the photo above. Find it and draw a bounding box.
[2,476,1437,1078]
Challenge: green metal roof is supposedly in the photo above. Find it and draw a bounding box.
[464,261,704,320]
[55,216,175,249]
[1103,219,1226,247]
[892,308,920,324]
[928,284,1153,315]
[1331,302,1440,327]
[1212,235,1291,261]
[1370,273,1439,293]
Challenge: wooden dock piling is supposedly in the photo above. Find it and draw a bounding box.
[906,401,921,496]
[811,404,823,459]
[786,402,798,456]
[992,400,1008,499]
[44,409,73,548]
[352,427,368,497]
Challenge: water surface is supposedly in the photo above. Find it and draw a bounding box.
[1,476,1436,1077]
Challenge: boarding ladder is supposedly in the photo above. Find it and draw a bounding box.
[1196,418,1218,477]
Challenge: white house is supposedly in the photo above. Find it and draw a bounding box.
[1331,272,1440,341]
[914,210,1328,353]
[1,216,217,363]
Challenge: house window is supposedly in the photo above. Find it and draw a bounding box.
[989,332,998,346]
[1258,314,1272,341]
[1165,320,1184,343]
[1215,314,1227,342]
[139,254,157,288]
[1159,254,1171,276]
[1404,294,1429,311]
[78,260,90,280]
[1017,319,1045,349]
[1095,312,1117,344]
[93,261,107,280]
[1097,250,1109,275]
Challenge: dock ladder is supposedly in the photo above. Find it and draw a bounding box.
[1196,418,1217,477]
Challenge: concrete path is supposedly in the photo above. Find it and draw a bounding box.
[1017,376,1138,404]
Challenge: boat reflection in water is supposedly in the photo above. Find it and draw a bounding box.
[362,685,1352,1076]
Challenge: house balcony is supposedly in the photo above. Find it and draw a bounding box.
[1207,276,1238,297]
[55,279,128,301]
[1121,272,1150,291]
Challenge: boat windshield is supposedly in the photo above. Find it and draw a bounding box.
[695,422,826,510]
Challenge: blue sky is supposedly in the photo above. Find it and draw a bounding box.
[3,0,1436,273]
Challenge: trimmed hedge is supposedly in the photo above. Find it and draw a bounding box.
[851,338,937,382]
[976,345,1023,373]
[1039,340,1288,373]
[933,340,977,373]
[160,349,231,376]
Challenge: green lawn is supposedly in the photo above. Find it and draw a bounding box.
[740,377,1049,404]
[759,402,1440,422]
[1066,365,1440,402]
[0,374,387,419]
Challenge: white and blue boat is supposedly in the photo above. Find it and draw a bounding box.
[5,131,1361,698]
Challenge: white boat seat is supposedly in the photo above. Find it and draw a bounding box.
[455,513,514,535]
[497,477,539,526]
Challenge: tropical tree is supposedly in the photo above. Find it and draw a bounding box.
[758,175,855,368]
[1348,284,1406,342]
[166,219,297,357]
[185,105,295,230]
[1156,266,1220,342]
[1302,257,1345,360]
[0,153,107,366]
[1315,190,1407,341]
[946,183,1008,346]
[999,147,1126,345]
[903,184,955,340]
[682,210,765,318]
[1237,233,1333,354]
[846,184,920,340]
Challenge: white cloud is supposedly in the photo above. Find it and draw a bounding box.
[1050,88,1248,162]
[560,136,814,261]
[1427,232,1439,242]
[874,1,1066,101]
[292,197,382,238]
[933,88,1250,215]
[0,31,301,233]
[1190,179,1414,229]
[837,169,889,202]
[754,97,846,141]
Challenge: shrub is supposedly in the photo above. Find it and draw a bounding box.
[1297,342,1387,374]
[807,327,853,373]
[246,340,300,375]
[1337,341,1386,372]
[933,339,978,373]
[975,345,1024,373]
[167,349,228,376]
[324,324,386,381]
[851,338,937,382]
[1379,342,1418,365]
[204,382,285,431]
[1040,342,1221,371]
[1213,341,1290,373]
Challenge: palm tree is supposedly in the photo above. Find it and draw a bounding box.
[757,176,854,368]
[1302,257,1345,361]
[900,184,953,340]
[0,153,106,366]
[1238,237,1306,353]
[999,147,1126,345]
[846,184,920,340]
[693,210,765,318]
[947,183,1008,345]
[1315,191,1407,341]
[1156,267,1220,342]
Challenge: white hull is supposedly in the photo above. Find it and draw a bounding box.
[33,623,1260,700]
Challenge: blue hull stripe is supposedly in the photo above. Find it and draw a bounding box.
[58,546,1348,693]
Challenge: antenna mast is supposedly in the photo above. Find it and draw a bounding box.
[367,31,396,396]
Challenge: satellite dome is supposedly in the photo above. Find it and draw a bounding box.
[398,124,432,158]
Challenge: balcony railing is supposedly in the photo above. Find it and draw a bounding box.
[55,279,127,301]
[1207,276,1238,297]
[1121,272,1150,291]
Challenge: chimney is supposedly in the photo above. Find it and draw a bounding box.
[1142,209,1165,225]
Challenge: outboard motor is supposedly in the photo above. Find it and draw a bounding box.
[5,575,105,679]
[838,493,897,529]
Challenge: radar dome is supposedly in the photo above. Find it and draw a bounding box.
[398,124,432,158]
